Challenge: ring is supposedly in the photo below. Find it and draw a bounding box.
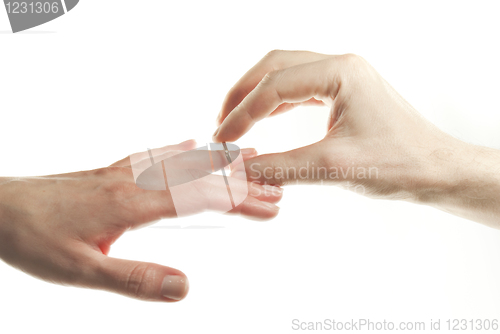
[222,142,233,164]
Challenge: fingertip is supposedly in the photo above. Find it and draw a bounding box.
[161,274,189,302]
[262,200,280,212]
[92,256,190,302]
[262,185,284,203]
[254,202,280,221]
[212,122,241,143]
[179,139,197,150]
[241,148,258,159]
[212,127,221,143]
[237,196,280,220]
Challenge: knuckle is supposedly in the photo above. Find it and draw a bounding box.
[125,263,155,299]
[261,69,284,87]
[257,70,285,105]
[264,49,283,60]
[334,53,367,74]
[339,53,363,64]
[332,53,373,85]
[94,166,132,178]
[261,70,277,83]
[92,167,111,177]
[346,54,373,72]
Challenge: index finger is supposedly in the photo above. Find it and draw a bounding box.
[217,50,331,126]
[213,58,342,143]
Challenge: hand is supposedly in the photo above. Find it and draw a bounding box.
[0,140,283,302]
[213,50,500,227]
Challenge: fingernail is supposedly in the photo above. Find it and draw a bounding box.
[241,148,257,156]
[262,201,280,211]
[179,139,195,149]
[212,127,220,139]
[161,275,189,301]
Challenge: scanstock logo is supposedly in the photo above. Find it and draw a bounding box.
[3,0,79,33]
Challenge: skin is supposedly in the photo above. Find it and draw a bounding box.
[1,51,499,304]
[213,50,500,228]
[0,140,283,302]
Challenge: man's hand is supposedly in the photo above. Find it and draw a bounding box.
[0,140,283,302]
[213,50,500,228]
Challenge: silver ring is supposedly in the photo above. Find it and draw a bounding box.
[222,142,233,164]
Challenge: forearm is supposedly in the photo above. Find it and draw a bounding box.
[416,140,500,228]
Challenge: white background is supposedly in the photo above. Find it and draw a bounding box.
[1,1,500,333]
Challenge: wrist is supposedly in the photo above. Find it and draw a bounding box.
[0,176,24,237]
[413,139,500,226]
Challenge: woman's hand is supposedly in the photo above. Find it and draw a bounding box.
[0,140,283,302]
[213,50,500,227]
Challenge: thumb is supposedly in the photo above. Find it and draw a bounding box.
[243,142,330,186]
[91,255,189,302]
